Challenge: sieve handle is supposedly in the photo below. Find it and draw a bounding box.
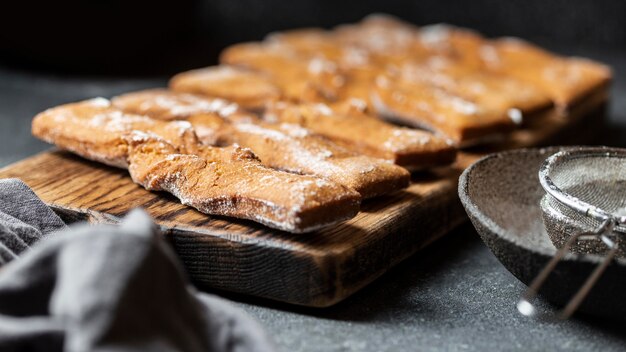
[517,219,618,321]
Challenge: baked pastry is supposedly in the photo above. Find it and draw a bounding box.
[340,16,610,114]
[169,65,282,111]
[482,38,611,111]
[126,134,360,233]
[31,97,200,167]
[220,31,519,145]
[168,66,458,168]
[216,14,610,146]
[263,100,457,170]
[112,89,411,199]
[32,98,361,233]
[220,44,346,103]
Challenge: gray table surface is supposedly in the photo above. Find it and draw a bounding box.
[1,45,625,351]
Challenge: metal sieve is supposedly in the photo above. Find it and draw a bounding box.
[518,147,626,320]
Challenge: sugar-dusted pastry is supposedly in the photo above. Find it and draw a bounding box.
[371,75,514,146]
[393,64,553,120]
[265,28,344,62]
[112,89,411,199]
[126,134,360,233]
[31,97,200,167]
[169,65,282,110]
[264,28,383,105]
[32,98,361,233]
[220,43,346,103]
[264,100,457,170]
[111,88,253,121]
[333,14,421,58]
[371,64,555,144]
[482,38,612,109]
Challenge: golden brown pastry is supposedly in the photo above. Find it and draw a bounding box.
[329,19,551,143]
[482,38,611,109]
[170,65,282,110]
[112,89,411,199]
[264,100,457,169]
[32,98,361,233]
[244,15,610,143]
[31,97,200,167]
[372,75,522,146]
[395,62,553,117]
[220,43,346,103]
[217,22,523,145]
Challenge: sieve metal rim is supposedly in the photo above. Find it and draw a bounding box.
[538,147,626,227]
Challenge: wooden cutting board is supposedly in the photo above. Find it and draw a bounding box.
[0,105,604,307]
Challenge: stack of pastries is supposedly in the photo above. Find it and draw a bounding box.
[32,15,611,233]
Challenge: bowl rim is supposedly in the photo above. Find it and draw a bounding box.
[458,146,626,266]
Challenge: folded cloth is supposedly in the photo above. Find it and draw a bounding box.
[0,178,67,265]
[0,180,274,352]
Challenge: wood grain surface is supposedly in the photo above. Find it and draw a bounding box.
[0,103,605,306]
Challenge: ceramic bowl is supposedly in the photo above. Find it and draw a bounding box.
[459,146,626,320]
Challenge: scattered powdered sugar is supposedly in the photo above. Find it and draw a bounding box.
[314,103,333,116]
[358,163,376,174]
[507,108,523,125]
[392,92,406,103]
[139,93,240,118]
[382,128,433,152]
[479,45,500,67]
[308,57,337,75]
[318,149,333,159]
[87,97,112,108]
[466,82,486,95]
[165,154,187,161]
[430,89,479,116]
[187,66,242,81]
[232,119,390,194]
[347,98,368,112]
[342,47,370,67]
[375,75,390,89]
[263,112,279,123]
[419,24,451,48]
[129,130,153,142]
[171,120,193,129]
[86,110,166,135]
[278,123,310,138]
[235,123,288,141]
[449,96,478,115]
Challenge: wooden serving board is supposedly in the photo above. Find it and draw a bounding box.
[0,105,605,306]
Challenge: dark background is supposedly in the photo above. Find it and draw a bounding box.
[1,0,624,74]
[0,2,626,350]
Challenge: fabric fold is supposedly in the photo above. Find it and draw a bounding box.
[0,179,273,352]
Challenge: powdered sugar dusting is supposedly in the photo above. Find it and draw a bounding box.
[383,128,433,152]
[314,103,333,115]
[88,97,112,108]
[419,24,452,48]
[135,92,240,118]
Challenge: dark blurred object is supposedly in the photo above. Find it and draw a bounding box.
[0,0,200,74]
[199,0,626,50]
[1,0,624,74]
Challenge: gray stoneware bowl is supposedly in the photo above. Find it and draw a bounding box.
[459,146,626,320]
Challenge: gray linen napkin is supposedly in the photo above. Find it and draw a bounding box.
[0,178,67,264]
[0,178,274,352]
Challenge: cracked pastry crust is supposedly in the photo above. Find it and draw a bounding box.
[217,14,610,145]
[169,65,282,111]
[167,65,457,168]
[482,38,611,110]
[31,98,361,233]
[112,89,411,199]
[263,100,457,170]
